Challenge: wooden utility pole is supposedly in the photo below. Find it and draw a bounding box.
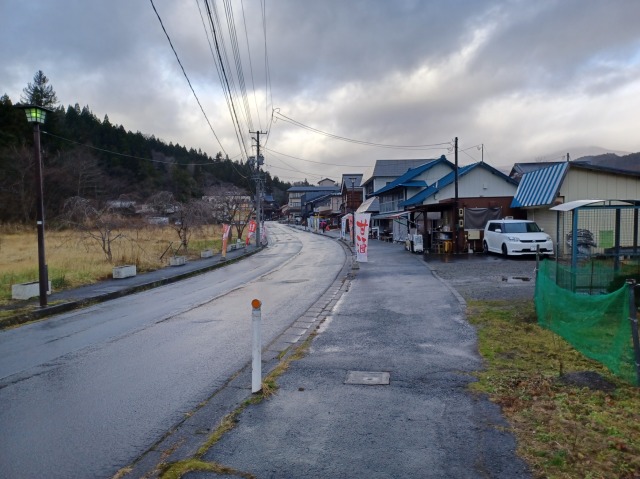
[454,137,459,254]
[250,130,267,247]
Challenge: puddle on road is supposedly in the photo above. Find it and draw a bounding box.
[502,276,532,283]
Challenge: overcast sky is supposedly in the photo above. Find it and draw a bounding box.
[2,0,639,183]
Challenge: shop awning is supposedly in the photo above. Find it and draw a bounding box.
[371,211,409,220]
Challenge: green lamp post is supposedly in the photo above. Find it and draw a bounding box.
[17,104,52,307]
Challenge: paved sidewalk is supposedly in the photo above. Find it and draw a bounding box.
[188,238,530,478]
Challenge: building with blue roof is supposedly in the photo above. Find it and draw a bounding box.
[510,161,640,248]
[368,159,520,253]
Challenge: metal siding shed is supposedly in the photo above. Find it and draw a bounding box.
[511,162,568,208]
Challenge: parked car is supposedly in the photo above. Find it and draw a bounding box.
[483,219,554,257]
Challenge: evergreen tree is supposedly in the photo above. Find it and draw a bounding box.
[21,70,58,107]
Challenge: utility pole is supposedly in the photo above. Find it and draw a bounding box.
[250,130,267,248]
[454,137,459,255]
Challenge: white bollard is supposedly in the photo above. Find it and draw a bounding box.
[251,299,262,393]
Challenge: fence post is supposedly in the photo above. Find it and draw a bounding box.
[627,280,640,387]
[251,299,262,393]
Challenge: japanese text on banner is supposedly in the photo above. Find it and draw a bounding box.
[355,213,371,262]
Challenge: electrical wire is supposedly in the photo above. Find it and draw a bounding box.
[148,0,228,157]
[223,0,253,133]
[265,162,324,179]
[207,0,250,160]
[240,0,262,130]
[43,131,222,166]
[264,146,359,167]
[274,111,452,150]
[262,0,273,137]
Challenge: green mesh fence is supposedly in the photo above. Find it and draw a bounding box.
[535,260,638,385]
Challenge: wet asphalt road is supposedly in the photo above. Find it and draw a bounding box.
[0,223,346,479]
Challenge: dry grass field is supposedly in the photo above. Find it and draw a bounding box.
[0,223,227,304]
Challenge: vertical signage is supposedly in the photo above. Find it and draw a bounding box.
[355,213,371,262]
[221,224,231,258]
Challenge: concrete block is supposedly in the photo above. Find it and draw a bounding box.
[169,256,187,266]
[12,281,52,300]
[112,265,136,279]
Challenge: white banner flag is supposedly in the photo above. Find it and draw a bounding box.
[354,213,371,262]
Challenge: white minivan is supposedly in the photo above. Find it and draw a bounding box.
[483,219,554,257]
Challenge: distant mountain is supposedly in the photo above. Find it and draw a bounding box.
[573,152,640,174]
[529,146,631,163]
[515,146,639,175]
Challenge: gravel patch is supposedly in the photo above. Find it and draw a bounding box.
[423,253,540,301]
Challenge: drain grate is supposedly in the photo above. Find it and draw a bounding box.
[345,371,390,385]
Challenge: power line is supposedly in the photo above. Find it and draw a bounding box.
[223,0,253,132]
[265,162,324,179]
[203,0,250,161]
[264,146,359,167]
[274,111,452,150]
[196,0,248,179]
[42,131,220,166]
[148,0,228,157]
[262,0,273,135]
[240,0,262,130]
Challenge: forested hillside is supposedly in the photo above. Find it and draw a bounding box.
[0,84,290,223]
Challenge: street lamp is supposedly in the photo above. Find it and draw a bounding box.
[17,104,52,307]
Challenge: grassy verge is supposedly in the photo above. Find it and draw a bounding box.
[467,299,640,479]
[0,224,226,305]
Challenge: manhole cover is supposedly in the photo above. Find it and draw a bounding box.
[344,371,390,385]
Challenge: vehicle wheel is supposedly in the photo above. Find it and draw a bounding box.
[501,244,508,257]
[483,240,489,254]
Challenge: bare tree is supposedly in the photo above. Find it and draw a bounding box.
[203,186,254,239]
[170,199,212,253]
[147,191,176,216]
[61,196,127,263]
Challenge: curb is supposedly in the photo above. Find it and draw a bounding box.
[0,248,263,330]
[120,228,355,478]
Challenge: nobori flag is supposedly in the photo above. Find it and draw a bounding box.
[355,213,371,262]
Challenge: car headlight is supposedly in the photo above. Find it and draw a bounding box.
[507,236,520,242]
[545,235,552,241]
